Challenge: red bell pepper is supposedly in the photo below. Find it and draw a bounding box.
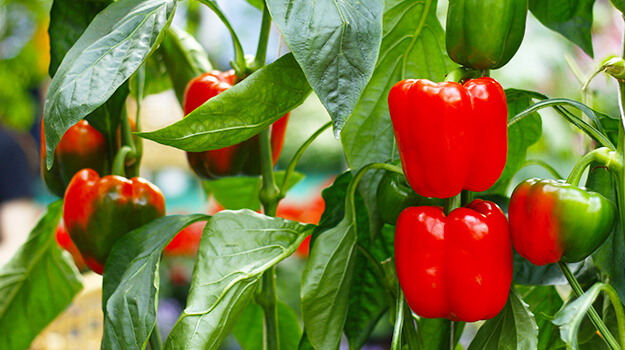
[183,70,289,180]
[394,199,512,322]
[63,168,166,274]
[388,77,508,198]
[41,119,108,197]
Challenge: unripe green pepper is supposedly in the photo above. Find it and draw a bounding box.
[376,171,444,224]
[509,178,616,266]
[446,0,528,70]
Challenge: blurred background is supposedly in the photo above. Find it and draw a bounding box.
[1,0,624,348]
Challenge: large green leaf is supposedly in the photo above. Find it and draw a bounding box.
[514,252,596,286]
[165,210,312,349]
[340,0,453,238]
[48,0,112,77]
[266,0,383,137]
[43,0,177,169]
[521,286,565,349]
[529,0,595,57]
[232,300,302,350]
[0,201,83,350]
[101,214,209,350]
[302,171,376,350]
[467,288,538,349]
[160,25,213,105]
[137,54,312,152]
[203,171,304,211]
[489,89,543,193]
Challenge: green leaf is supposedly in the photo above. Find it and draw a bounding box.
[203,170,305,211]
[137,53,312,151]
[514,252,597,286]
[489,89,543,193]
[416,318,456,349]
[521,286,565,349]
[131,51,173,98]
[529,0,595,57]
[244,0,263,10]
[101,214,209,350]
[340,0,454,238]
[160,25,213,105]
[302,217,356,350]
[165,210,312,349]
[266,0,384,137]
[467,288,539,350]
[48,0,112,77]
[232,300,302,350]
[552,283,611,349]
[0,201,83,350]
[43,0,177,169]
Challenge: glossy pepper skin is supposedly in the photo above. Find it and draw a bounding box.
[41,120,108,197]
[446,0,528,70]
[183,70,289,180]
[388,77,507,198]
[395,199,512,322]
[376,171,444,225]
[63,168,166,274]
[509,178,616,266]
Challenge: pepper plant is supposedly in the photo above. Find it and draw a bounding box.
[4,0,625,349]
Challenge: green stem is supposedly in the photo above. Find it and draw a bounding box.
[280,121,332,197]
[460,190,473,207]
[522,159,564,180]
[566,147,616,186]
[133,64,145,166]
[390,289,405,350]
[252,3,272,72]
[443,67,481,83]
[196,0,247,77]
[148,324,163,350]
[444,194,462,216]
[257,127,280,350]
[558,262,621,350]
[112,146,132,177]
[450,321,455,350]
[605,284,625,350]
[402,297,420,350]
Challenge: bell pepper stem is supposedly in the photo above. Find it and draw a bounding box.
[566,147,616,187]
[148,324,163,350]
[280,121,332,197]
[112,146,132,177]
[522,159,564,180]
[443,67,483,83]
[444,194,462,216]
[558,262,621,350]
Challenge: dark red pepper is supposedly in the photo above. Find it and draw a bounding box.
[183,70,289,180]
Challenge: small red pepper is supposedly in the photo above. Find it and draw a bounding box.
[395,200,512,322]
[183,70,289,180]
[41,119,108,197]
[63,168,166,274]
[388,77,508,198]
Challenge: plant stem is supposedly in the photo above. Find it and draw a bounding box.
[390,289,405,350]
[257,127,280,350]
[280,121,332,197]
[345,163,403,222]
[252,3,272,72]
[402,298,420,350]
[558,262,621,350]
[523,159,564,179]
[444,194,462,215]
[112,146,132,177]
[148,324,163,350]
[566,147,617,186]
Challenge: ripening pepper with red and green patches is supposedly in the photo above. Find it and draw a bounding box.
[509,178,616,266]
[41,119,108,197]
[184,70,289,180]
[63,168,166,274]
